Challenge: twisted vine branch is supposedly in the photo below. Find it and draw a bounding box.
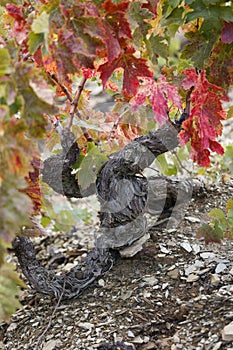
[14,120,205,299]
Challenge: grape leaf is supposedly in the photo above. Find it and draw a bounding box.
[179,69,226,166]
[146,35,168,63]
[208,208,226,221]
[99,47,153,96]
[128,2,153,47]
[161,6,184,36]
[31,11,50,50]
[14,64,57,138]
[226,199,233,212]
[142,0,159,16]
[21,158,42,215]
[181,31,217,69]
[0,176,32,244]
[103,0,132,40]
[6,3,24,21]
[0,262,25,322]
[0,48,11,77]
[31,11,49,35]
[77,144,108,191]
[186,3,233,23]
[197,223,223,244]
[29,75,54,105]
[208,42,233,88]
[130,76,182,125]
[6,3,27,45]
[49,2,105,77]
[1,118,35,178]
[102,0,132,62]
[28,32,44,55]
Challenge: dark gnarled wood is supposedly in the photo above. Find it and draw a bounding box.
[14,121,205,299]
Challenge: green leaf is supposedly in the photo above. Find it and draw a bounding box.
[208,209,227,231]
[147,35,169,61]
[78,145,108,190]
[31,11,49,34]
[222,145,233,173]
[226,199,233,211]
[161,7,184,26]
[31,11,50,50]
[128,1,153,45]
[186,4,233,23]
[0,240,7,267]
[162,0,183,17]
[227,208,233,229]
[74,119,104,132]
[228,106,233,119]
[156,154,178,176]
[28,32,44,54]
[208,208,226,220]
[181,31,216,69]
[197,223,223,244]
[0,177,33,244]
[0,262,25,322]
[214,219,225,236]
[40,216,51,228]
[0,48,11,77]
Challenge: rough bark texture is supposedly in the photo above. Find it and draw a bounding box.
[13,237,118,300]
[14,121,205,299]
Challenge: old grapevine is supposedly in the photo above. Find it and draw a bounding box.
[0,0,232,321]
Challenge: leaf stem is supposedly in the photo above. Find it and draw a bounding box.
[67,77,87,129]
[47,72,73,102]
[108,108,129,141]
[171,150,193,175]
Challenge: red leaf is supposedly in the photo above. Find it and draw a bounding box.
[151,85,169,125]
[130,76,182,125]
[209,140,224,155]
[180,70,226,166]
[6,3,27,45]
[99,49,153,96]
[221,21,233,44]
[33,48,43,67]
[104,3,132,39]
[123,54,153,95]
[102,0,132,62]
[157,76,182,110]
[196,149,210,167]
[81,67,97,79]
[179,119,193,146]
[102,24,121,63]
[103,0,129,12]
[182,68,198,89]
[6,3,24,22]
[22,158,42,215]
[142,0,159,16]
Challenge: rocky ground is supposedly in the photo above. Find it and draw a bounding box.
[0,179,233,350]
[1,102,233,350]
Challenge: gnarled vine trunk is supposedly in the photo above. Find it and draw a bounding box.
[13,122,205,299]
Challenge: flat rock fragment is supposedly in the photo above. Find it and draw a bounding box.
[222,321,233,341]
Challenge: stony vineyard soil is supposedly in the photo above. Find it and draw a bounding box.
[0,181,233,350]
